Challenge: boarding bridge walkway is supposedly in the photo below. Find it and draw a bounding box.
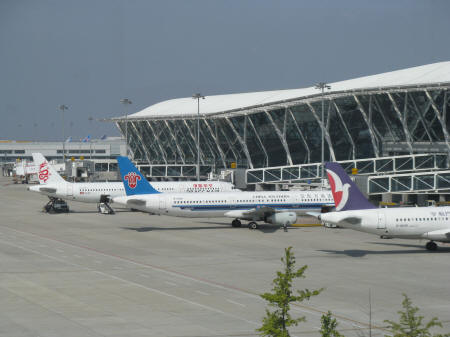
[245,153,450,194]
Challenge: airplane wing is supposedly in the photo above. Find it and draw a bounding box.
[240,206,280,218]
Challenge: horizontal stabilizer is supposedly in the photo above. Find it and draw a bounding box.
[126,199,147,206]
[39,187,57,193]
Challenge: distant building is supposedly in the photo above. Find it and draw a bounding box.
[0,137,126,163]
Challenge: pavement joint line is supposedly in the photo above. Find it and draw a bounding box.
[0,224,390,331]
[0,234,259,327]
[226,299,246,307]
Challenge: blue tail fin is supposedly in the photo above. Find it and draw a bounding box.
[325,162,376,211]
[116,157,160,196]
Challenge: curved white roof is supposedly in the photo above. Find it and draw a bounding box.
[123,61,450,119]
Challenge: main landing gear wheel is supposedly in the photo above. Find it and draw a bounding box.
[425,241,437,251]
[248,222,258,230]
[231,219,242,228]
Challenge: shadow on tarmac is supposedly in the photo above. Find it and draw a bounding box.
[121,225,231,232]
[121,223,289,233]
[319,241,450,257]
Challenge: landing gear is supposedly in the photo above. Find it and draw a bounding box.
[231,219,242,227]
[97,202,115,214]
[425,241,437,251]
[43,197,69,213]
[248,222,258,230]
[283,223,288,232]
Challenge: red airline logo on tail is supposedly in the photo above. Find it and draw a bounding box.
[39,162,50,183]
[124,172,141,188]
[326,169,350,211]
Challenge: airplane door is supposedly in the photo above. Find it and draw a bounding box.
[66,183,73,197]
[377,211,386,229]
[159,196,166,211]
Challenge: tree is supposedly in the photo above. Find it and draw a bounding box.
[257,246,323,337]
[320,311,343,337]
[384,294,450,337]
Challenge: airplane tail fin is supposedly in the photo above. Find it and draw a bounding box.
[324,162,376,211]
[116,156,160,196]
[32,153,66,185]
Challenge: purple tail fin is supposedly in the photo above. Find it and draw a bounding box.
[325,162,376,211]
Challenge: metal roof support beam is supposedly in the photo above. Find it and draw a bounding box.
[332,100,356,160]
[425,90,450,159]
[264,110,293,165]
[387,92,413,154]
[353,95,379,157]
[408,91,435,142]
[372,95,396,142]
[129,122,152,164]
[202,119,227,168]
[306,103,336,161]
[225,117,254,169]
[216,122,239,164]
[182,120,205,165]
[146,121,168,164]
[246,116,269,167]
[198,121,219,167]
[137,121,165,162]
[164,120,186,164]
[155,121,181,164]
[287,108,311,163]
[173,121,197,162]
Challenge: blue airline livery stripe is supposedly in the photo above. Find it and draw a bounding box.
[174,203,333,211]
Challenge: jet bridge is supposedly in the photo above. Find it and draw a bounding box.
[246,153,448,184]
[246,153,450,194]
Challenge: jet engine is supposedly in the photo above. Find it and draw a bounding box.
[265,212,297,226]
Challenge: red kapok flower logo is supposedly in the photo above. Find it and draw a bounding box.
[124,172,141,188]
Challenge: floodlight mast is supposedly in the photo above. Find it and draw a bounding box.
[120,98,132,157]
[59,105,68,161]
[314,82,331,188]
[192,93,205,181]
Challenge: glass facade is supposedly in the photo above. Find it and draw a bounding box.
[116,87,450,170]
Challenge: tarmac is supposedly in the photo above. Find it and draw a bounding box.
[0,175,449,337]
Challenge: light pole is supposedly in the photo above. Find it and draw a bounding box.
[88,116,94,159]
[120,98,132,157]
[314,82,330,188]
[59,105,68,161]
[192,93,205,181]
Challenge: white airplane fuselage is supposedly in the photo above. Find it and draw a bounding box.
[29,181,239,203]
[320,206,450,241]
[112,190,335,218]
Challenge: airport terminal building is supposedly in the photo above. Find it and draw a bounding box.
[111,62,450,197]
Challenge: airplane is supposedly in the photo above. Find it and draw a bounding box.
[27,153,240,213]
[312,162,450,251]
[112,156,335,229]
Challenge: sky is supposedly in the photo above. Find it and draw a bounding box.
[1,0,450,141]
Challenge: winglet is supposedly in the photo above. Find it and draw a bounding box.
[116,156,160,196]
[32,153,66,184]
[324,162,376,211]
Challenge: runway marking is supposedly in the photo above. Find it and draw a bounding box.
[226,299,246,307]
[0,225,390,332]
[94,260,102,264]
[0,237,259,327]
[165,281,177,286]
[55,248,64,253]
[195,290,210,296]
[73,254,82,258]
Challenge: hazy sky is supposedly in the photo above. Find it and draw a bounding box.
[1,0,450,141]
